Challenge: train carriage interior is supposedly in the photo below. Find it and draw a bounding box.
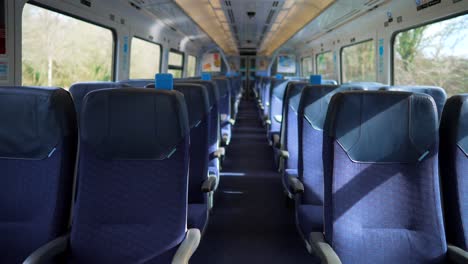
[1,0,468,263]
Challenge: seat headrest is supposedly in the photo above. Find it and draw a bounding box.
[325,91,438,163]
[383,86,447,119]
[118,79,154,88]
[81,88,189,160]
[69,82,119,117]
[341,82,387,91]
[148,83,210,128]
[272,81,290,100]
[299,85,341,131]
[286,82,309,112]
[441,94,468,155]
[0,86,76,159]
[175,80,219,108]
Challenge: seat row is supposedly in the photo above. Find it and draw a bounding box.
[0,75,242,263]
[256,77,467,263]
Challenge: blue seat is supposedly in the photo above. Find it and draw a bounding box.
[147,83,214,233]
[288,84,340,244]
[440,95,468,254]
[118,79,154,88]
[313,91,447,263]
[277,81,308,190]
[0,86,77,263]
[69,81,119,118]
[175,79,223,189]
[269,80,290,146]
[382,86,447,119]
[214,78,233,146]
[25,88,201,263]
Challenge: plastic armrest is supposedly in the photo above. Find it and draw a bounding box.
[201,176,217,193]
[212,148,225,159]
[23,234,70,264]
[279,150,289,159]
[309,232,342,264]
[274,115,283,123]
[272,134,281,148]
[287,174,304,194]
[448,245,468,264]
[229,118,235,125]
[171,229,201,264]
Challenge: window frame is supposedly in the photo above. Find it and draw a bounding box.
[168,49,185,76]
[24,1,117,81]
[187,54,198,77]
[301,56,313,77]
[315,50,333,76]
[129,36,163,78]
[390,11,468,85]
[340,38,375,83]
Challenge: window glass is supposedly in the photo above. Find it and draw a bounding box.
[187,55,197,77]
[169,51,183,67]
[341,40,376,83]
[316,51,335,80]
[394,14,468,96]
[130,37,161,79]
[22,4,114,89]
[302,57,313,77]
[169,50,184,77]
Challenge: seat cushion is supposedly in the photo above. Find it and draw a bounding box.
[188,203,208,232]
[297,204,323,239]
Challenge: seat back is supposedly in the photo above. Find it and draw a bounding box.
[440,94,468,250]
[269,80,289,136]
[0,86,77,263]
[213,78,232,127]
[70,88,190,263]
[69,82,119,119]
[118,79,154,88]
[147,83,210,204]
[382,86,447,120]
[175,80,220,155]
[297,85,340,205]
[323,91,446,263]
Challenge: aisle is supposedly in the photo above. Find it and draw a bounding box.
[192,98,317,263]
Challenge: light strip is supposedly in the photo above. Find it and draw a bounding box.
[259,0,335,56]
[175,0,238,55]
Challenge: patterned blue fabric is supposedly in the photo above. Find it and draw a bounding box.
[440,94,468,250]
[118,79,154,88]
[296,205,323,241]
[0,86,77,263]
[323,91,447,263]
[69,88,190,263]
[188,203,208,232]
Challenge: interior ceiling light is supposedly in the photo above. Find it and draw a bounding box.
[174,0,238,55]
[259,0,335,56]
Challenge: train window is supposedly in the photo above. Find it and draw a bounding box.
[130,37,161,79]
[341,40,376,83]
[316,51,335,80]
[187,55,197,77]
[168,50,184,78]
[21,4,114,89]
[301,57,313,77]
[393,14,468,96]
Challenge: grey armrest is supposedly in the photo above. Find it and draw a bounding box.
[172,229,201,264]
[265,119,272,125]
[229,118,235,125]
[212,148,225,159]
[448,245,468,264]
[272,134,281,148]
[274,115,283,123]
[201,176,217,193]
[287,174,304,194]
[279,150,289,159]
[309,232,342,264]
[23,234,70,264]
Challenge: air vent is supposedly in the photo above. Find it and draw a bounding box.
[225,1,231,7]
[129,1,141,10]
[324,9,360,30]
[262,25,268,35]
[272,1,279,7]
[266,10,275,24]
[170,26,177,32]
[80,0,91,7]
[228,9,236,23]
[364,0,383,6]
[232,25,238,35]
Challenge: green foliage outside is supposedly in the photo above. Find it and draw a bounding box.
[316,52,335,80]
[394,15,468,96]
[342,40,376,83]
[22,4,113,89]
